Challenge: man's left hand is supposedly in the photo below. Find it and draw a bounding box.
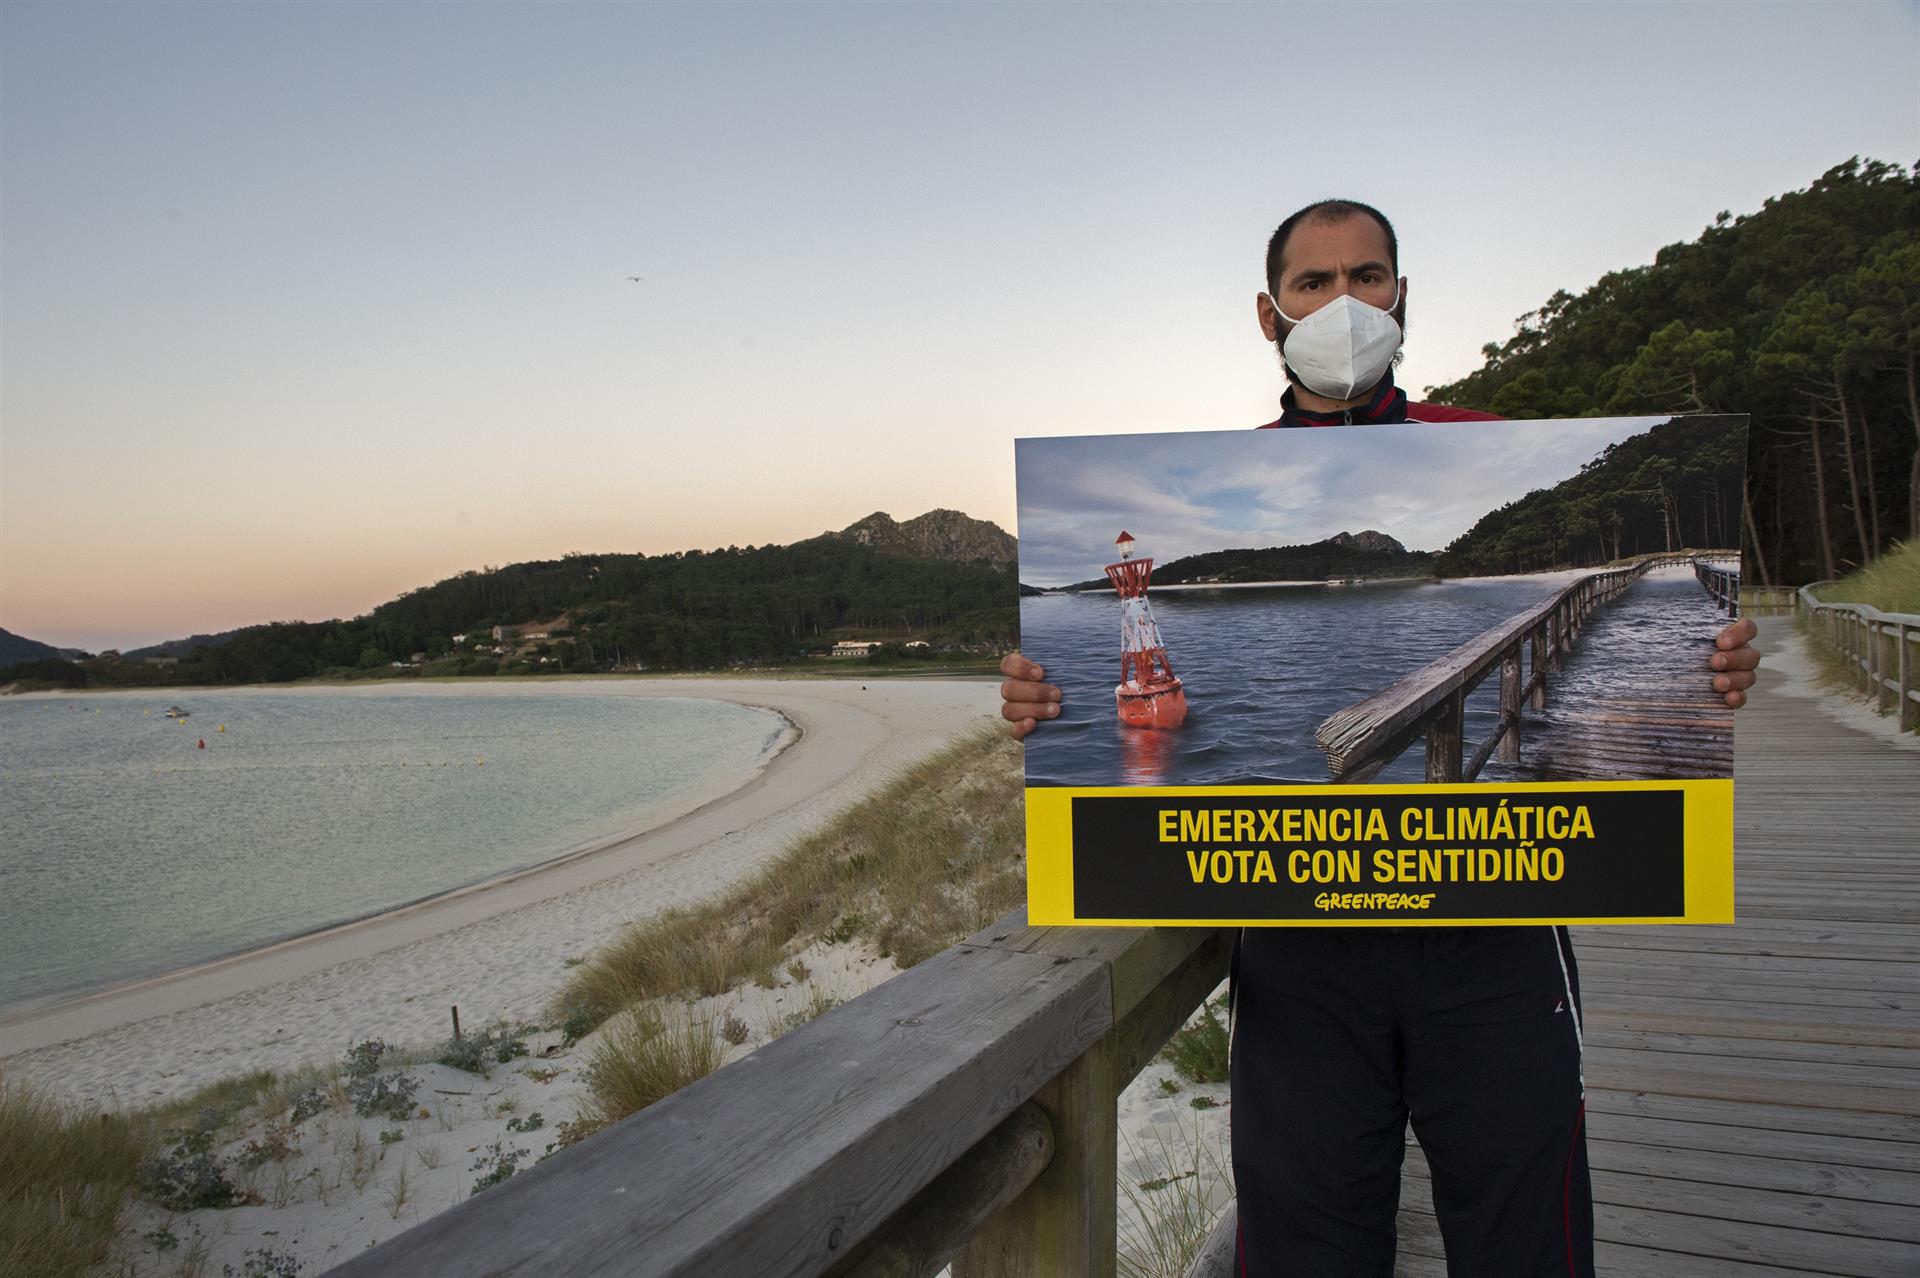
[1711,617,1760,709]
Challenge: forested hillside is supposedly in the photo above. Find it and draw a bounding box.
[1425,158,1918,585]
[5,537,1017,687]
[1056,531,1432,589]
[1433,417,1746,576]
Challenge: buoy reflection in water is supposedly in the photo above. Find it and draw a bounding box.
[1118,719,1179,785]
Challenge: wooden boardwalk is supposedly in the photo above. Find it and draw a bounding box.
[1393,630,1920,1276]
[1519,570,1737,781]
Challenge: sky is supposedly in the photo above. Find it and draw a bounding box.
[1014,416,1664,586]
[1,2,1915,651]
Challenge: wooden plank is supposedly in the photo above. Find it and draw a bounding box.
[1586,1110,1920,1178]
[1583,1007,1920,1049]
[1402,1159,1920,1276]
[1580,1137,1920,1208]
[1583,1087,1920,1146]
[1582,1027,1920,1070]
[333,941,1111,1278]
[1580,1060,1919,1114]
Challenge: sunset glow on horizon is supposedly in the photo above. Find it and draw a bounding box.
[3,3,1914,652]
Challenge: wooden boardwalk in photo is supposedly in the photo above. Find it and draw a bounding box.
[1521,571,1737,781]
[1394,631,1920,1276]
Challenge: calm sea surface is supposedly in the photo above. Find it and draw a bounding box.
[0,686,786,1014]
[1021,571,1648,788]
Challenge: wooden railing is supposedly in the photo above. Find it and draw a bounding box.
[1315,558,1667,783]
[1691,558,1741,617]
[1741,585,1798,616]
[1797,583,1920,733]
[332,911,1232,1278]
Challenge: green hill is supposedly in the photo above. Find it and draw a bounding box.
[3,517,1018,688]
[1424,157,1918,586]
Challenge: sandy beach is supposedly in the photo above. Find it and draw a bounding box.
[0,672,1240,1278]
[0,676,997,1108]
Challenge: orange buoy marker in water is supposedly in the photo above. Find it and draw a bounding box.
[1103,531,1187,729]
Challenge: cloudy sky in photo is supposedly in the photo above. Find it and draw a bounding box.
[1015,417,1666,586]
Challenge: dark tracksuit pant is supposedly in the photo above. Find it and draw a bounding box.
[1231,926,1594,1277]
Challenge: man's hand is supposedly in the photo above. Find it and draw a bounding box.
[1711,616,1760,709]
[999,651,1062,739]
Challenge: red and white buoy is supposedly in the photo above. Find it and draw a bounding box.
[1104,531,1187,729]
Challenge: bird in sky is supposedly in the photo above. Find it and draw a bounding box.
[626,275,646,283]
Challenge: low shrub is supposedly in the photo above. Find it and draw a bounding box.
[437,1022,531,1075]
[1162,1001,1230,1085]
[223,1244,303,1277]
[140,1106,253,1211]
[235,1124,299,1171]
[140,1150,245,1212]
[346,1072,420,1122]
[469,1141,526,1197]
[288,1087,330,1125]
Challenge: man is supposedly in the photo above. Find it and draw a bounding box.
[999,199,1760,1276]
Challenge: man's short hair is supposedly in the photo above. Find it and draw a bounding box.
[1265,200,1399,293]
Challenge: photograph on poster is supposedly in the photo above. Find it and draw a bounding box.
[1015,414,1748,927]
[1017,415,1747,789]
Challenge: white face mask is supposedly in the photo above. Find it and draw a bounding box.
[1266,285,1403,401]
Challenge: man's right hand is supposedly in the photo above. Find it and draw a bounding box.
[999,651,1062,739]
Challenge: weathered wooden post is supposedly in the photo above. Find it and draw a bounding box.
[1498,644,1523,764]
[1900,623,1916,733]
[1425,690,1465,782]
[1530,624,1548,710]
[954,1041,1118,1278]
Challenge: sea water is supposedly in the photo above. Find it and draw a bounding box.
[1018,571,1689,788]
[0,685,786,1014]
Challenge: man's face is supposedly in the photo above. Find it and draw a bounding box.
[1258,215,1406,344]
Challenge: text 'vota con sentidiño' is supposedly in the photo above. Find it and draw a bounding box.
[1156,799,1595,886]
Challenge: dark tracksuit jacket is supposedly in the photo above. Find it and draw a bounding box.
[1234,374,1596,1277]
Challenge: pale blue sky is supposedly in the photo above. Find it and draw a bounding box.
[1014,416,1667,585]
[2,2,1914,649]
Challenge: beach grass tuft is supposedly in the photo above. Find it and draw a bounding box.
[0,1067,152,1278]
[553,726,1025,1036]
[1117,1116,1233,1278]
[580,1007,728,1128]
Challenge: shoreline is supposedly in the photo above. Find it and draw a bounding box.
[0,703,803,1028]
[0,678,995,1104]
[0,666,1001,698]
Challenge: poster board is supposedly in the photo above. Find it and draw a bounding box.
[1015,414,1746,926]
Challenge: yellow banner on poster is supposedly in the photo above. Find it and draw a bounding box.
[1026,778,1732,927]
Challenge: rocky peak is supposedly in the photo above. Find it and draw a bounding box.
[1327,529,1406,553]
[835,509,1017,565]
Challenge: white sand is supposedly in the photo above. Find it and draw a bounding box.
[98,933,1230,1278]
[1754,622,1920,751]
[0,677,995,1106]
[3,672,1244,1277]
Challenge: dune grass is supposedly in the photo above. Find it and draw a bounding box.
[553,725,1026,1038]
[1802,540,1920,716]
[0,1068,152,1278]
[1811,538,1920,612]
[579,1007,730,1129]
[1117,1116,1233,1278]
[1810,539,1920,613]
